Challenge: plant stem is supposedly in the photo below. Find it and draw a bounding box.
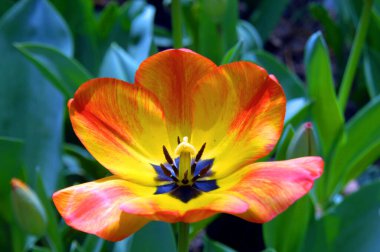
[338,0,373,110]
[178,222,190,252]
[171,0,183,48]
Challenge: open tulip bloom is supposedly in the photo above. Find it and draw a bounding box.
[53,49,323,242]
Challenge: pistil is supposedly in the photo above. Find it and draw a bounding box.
[175,137,196,185]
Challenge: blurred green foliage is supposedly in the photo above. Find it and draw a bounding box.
[1,0,380,251]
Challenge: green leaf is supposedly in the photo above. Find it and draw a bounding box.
[304,181,380,252]
[31,246,51,252]
[0,137,24,251]
[366,4,380,52]
[96,2,120,41]
[309,3,344,61]
[197,0,238,63]
[330,0,361,26]
[197,0,223,63]
[363,47,380,98]
[128,222,176,252]
[243,51,305,99]
[275,125,295,161]
[51,0,153,73]
[113,237,133,252]
[35,174,65,252]
[0,0,71,194]
[126,4,155,63]
[264,195,313,252]
[220,0,238,51]
[304,32,344,158]
[0,137,23,222]
[15,42,92,98]
[327,96,380,196]
[237,20,263,52]
[63,144,107,180]
[0,0,14,16]
[11,224,27,252]
[50,0,98,73]
[203,236,236,252]
[81,235,104,252]
[285,98,311,125]
[0,217,12,251]
[249,0,290,41]
[99,43,138,83]
[220,41,242,65]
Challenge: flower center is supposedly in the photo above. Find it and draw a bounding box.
[152,136,218,203]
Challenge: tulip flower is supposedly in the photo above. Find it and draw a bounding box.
[53,49,323,242]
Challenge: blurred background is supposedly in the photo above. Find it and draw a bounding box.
[1,0,380,251]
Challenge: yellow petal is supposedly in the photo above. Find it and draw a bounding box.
[69,78,171,185]
[191,62,286,178]
[135,49,217,148]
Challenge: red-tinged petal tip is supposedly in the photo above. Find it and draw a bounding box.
[218,156,324,223]
[52,177,150,242]
[67,98,73,109]
[11,178,29,191]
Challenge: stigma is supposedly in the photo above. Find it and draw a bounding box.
[175,136,196,156]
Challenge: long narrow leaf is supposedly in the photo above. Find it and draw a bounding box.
[15,43,92,98]
[363,48,380,98]
[127,222,176,252]
[305,32,344,157]
[304,181,380,251]
[36,175,65,252]
[264,195,313,252]
[327,96,380,196]
[243,51,305,99]
[99,43,138,83]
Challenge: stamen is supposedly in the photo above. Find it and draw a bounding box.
[182,170,189,184]
[198,164,212,177]
[191,143,206,175]
[195,143,206,162]
[190,163,196,176]
[160,164,179,182]
[162,145,179,176]
[192,164,212,182]
[162,146,173,164]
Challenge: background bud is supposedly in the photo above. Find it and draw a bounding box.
[286,122,319,159]
[11,178,47,237]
